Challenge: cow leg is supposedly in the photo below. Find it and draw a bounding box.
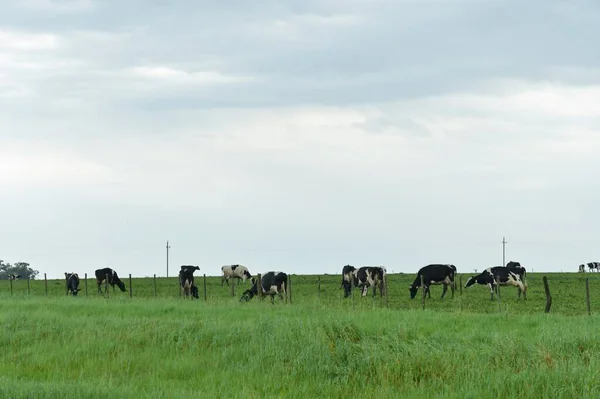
[372,285,377,298]
[441,283,448,299]
[488,284,495,300]
[361,286,367,297]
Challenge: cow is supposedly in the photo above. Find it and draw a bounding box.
[464,262,527,300]
[8,274,21,280]
[65,272,81,296]
[353,266,386,298]
[340,265,356,298]
[408,264,457,300]
[95,267,127,294]
[179,265,200,299]
[239,271,288,304]
[579,264,586,273]
[221,264,252,286]
[585,262,600,272]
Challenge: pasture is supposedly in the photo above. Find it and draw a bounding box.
[2,272,600,398]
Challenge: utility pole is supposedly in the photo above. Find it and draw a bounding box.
[502,236,507,266]
[166,240,171,277]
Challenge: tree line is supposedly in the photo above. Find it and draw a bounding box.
[0,259,40,280]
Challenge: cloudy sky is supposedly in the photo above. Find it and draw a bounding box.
[1,0,599,279]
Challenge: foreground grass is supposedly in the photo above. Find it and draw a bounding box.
[1,297,600,398]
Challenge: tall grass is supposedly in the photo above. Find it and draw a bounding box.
[1,297,599,398]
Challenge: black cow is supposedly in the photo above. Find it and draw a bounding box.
[464,261,527,300]
[240,271,288,304]
[65,272,81,296]
[95,267,126,294]
[340,265,356,298]
[179,265,200,299]
[409,264,457,299]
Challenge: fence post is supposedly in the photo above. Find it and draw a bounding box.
[543,276,552,313]
[27,277,30,295]
[288,275,292,304]
[129,274,132,298]
[421,274,425,310]
[459,275,462,296]
[105,273,109,298]
[203,274,207,301]
[84,273,88,296]
[256,274,263,300]
[10,278,13,296]
[586,277,591,316]
[153,274,157,298]
[44,273,48,296]
[317,276,321,298]
[384,273,389,308]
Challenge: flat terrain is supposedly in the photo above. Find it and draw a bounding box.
[1,273,600,398]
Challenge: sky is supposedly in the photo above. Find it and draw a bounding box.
[1,0,599,279]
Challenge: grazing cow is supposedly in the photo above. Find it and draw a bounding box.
[408,264,457,299]
[65,272,81,296]
[95,267,127,294]
[340,265,356,298]
[353,266,386,298]
[464,262,527,300]
[221,264,252,286]
[579,264,586,273]
[8,274,21,280]
[239,271,288,304]
[585,262,600,272]
[179,265,200,299]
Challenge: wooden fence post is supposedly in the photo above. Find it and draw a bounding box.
[421,275,425,310]
[129,274,132,298]
[543,276,552,313]
[10,278,13,296]
[586,277,591,316]
[84,273,88,296]
[105,273,109,298]
[288,275,292,304]
[44,273,48,296]
[256,274,263,300]
[459,275,462,296]
[203,274,207,301]
[384,273,389,308]
[317,276,321,298]
[27,277,30,295]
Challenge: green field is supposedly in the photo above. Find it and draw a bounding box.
[2,273,600,398]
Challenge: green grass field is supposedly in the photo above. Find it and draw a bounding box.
[2,272,600,398]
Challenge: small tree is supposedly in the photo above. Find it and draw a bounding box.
[0,260,40,280]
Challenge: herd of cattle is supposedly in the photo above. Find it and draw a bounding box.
[58,261,532,303]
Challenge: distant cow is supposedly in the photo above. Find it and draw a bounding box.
[179,265,200,299]
[409,264,457,299]
[95,267,126,294]
[65,272,81,296]
[8,274,21,280]
[221,264,252,286]
[579,264,586,273]
[340,265,357,298]
[584,262,600,272]
[353,266,386,298]
[240,271,288,304]
[465,262,527,300]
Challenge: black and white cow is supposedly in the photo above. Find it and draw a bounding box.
[179,265,200,299]
[221,264,252,286]
[464,261,527,300]
[340,265,356,298]
[239,271,288,304]
[408,264,457,299]
[584,262,600,272]
[8,274,21,280]
[95,267,127,294]
[579,264,586,273]
[65,272,81,296]
[353,266,386,298]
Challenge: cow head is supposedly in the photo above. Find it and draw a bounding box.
[408,284,419,299]
[464,276,477,288]
[191,284,199,299]
[116,280,127,292]
[240,278,259,302]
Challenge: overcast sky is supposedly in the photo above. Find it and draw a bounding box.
[1,0,599,279]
